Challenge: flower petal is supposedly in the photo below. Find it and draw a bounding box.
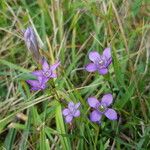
[89,51,101,63]
[50,61,60,71]
[98,68,108,75]
[73,110,80,117]
[42,59,50,71]
[85,63,97,72]
[106,58,112,67]
[87,97,100,108]
[32,70,43,77]
[104,108,117,120]
[26,79,39,87]
[101,94,113,106]
[38,76,48,85]
[103,48,111,59]
[62,109,70,116]
[50,73,57,78]
[68,101,75,109]
[90,110,102,122]
[65,115,73,123]
[31,87,40,91]
[75,102,80,109]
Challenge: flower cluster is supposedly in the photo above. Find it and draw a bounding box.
[24,26,117,125]
[63,94,117,124]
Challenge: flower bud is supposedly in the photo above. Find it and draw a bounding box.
[24,27,42,63]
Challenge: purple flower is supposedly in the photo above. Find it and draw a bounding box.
[32,59,60,80]
[26,76,47,91]
[62,102,80,123]
[85,48,112,75]
[87,94,117,123]
[26,59,60,91]
[24,27,42,63]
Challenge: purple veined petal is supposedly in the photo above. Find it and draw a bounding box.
[85,63,97,72]
[40,84,47,90]
[103,48,111,59]
[90,110,102,122]
[32,70,43,77]
[68,101,75,110]
[101,94,113,107]
[75,102,80,109]
[73,110,80,117]
[87,97,100,108]
[42,59,50,71]
[98,67,108,75]
[31,87,40,91]
[62,109,70,116]
[65,115,73,123]
[38,76,44,84]
[37,76,47,90]
[50,73,57,78]
[50,61,60,71]
[89,51,101,63]
[26,79,40,87]
[104,108,117,120]
[106,57,112,67]
[37,75,48,84]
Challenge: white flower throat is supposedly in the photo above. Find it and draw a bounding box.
[99,104,106,112]
[43,70,51,77]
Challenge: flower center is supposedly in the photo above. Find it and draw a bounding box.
[70,108,75,114]
[99,104,106,112]
[43,70,51,77]
[98,59,104,66]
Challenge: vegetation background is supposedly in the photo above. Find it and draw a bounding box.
[0,0,150,149]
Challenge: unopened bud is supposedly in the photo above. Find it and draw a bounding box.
[24,27,42,63]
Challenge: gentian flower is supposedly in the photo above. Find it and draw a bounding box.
[85,48,112,75]
[87,94,117,123]
[32,59,60,80]
[62,102,80,123]
[26,59,60,91]
[26,76,47,91]
[24,27,42,63]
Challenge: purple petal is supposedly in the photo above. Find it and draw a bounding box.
[38,77,47,89]
[32,70,43,77]
[106,58,112,67]
[90,110,102,122]
[26,79,40,87]
[68,102,75,109]
[31,87,40,91]
[104,108,117,120]
[65,115,73,123]
[62,109,70,116]
[50,61,60,71]
[42,59,50,71]
[101,94,113,107]
[98,68,108,75]
[50,73,57,78]
[87,97,100,108]
[103,48,111,59]
[89,51,101,63]
[85,63,97,72]
[75,102,80,109]
[37,76,47,84]
[73,110,80,117]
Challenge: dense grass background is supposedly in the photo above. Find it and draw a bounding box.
[0,0,150,149]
